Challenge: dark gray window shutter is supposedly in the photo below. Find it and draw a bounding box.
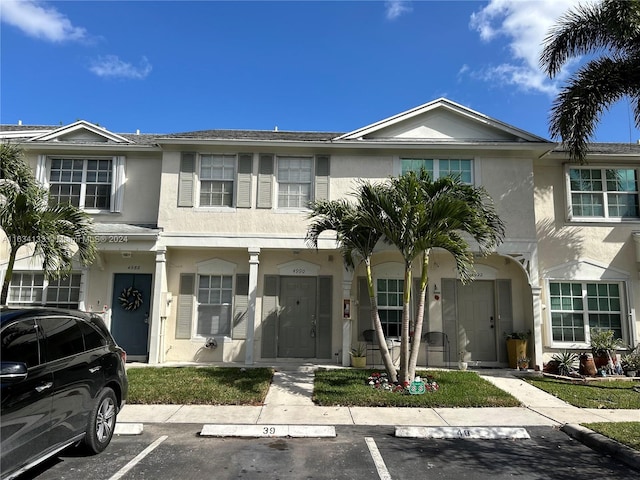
[236,153,253,208]
[178,152,196,207]
[317,276,333,358]
[176,273,195,339]
[497,279,513,363]
[314,155,330,201]
[261,275,279,358]
[257,154,274,209]
[233,274,250,339]
[441,279,457,360]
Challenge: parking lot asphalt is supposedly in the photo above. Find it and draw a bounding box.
[116,365,640,471]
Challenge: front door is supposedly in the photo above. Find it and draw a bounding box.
[457,280,497,363]
[278,276,317,358]
[111,273,152,361]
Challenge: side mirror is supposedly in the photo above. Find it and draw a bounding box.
[0,362,28,383]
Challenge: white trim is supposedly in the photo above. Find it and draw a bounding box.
[336,98,550,143]
[28,120,132,144]
[196,258,237,276]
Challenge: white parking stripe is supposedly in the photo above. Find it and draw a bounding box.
[365,437,392,480]
[108,435,168,480]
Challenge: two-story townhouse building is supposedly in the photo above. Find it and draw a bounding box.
[2,98,638,370]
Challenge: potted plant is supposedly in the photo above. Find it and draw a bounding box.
[350,343,367,368]
[458,350,468,371]
[621,345,640,377]
[590,329,623,372]
[517,356,530,371]
[551,350,578,377]
[505,331,530,369]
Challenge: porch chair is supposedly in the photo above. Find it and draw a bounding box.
[423,331,450,367]
[362,329,380,366]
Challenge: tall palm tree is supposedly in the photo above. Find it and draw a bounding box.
[1,144,97,305]
[368,170,505,383]
[540,0,640,163]
[306,183,399,383]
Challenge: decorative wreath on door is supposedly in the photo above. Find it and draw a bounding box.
[118,286,143,311]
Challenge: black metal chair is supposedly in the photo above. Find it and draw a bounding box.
[362,329,379,366]
[423,331,450,367]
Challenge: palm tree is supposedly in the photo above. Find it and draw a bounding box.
[367,170,505,383]
[540,0,640,163]
[1,144,97,305]
[306,183,399,383]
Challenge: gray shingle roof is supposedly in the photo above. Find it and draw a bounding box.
[158,129,344,142]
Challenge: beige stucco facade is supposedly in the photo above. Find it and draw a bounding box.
[2,98,638,371]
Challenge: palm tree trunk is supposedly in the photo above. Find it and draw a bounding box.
[399,264,412,384]
[1,246,18,306]
[407,250,429,380]
[365,260,397,384]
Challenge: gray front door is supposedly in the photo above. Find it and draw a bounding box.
[111,273,152,361]
[457,280,497,362]
[278,276,317,358]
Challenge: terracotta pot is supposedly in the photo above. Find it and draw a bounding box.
[579,353,597,376]
[593,351,616,369]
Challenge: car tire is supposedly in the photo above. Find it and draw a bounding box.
[83,387,117,454]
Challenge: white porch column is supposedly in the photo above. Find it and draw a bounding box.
[342,267,354,367]
[148,247,167,365]
[531,286,543,371]
[245,247,260,365]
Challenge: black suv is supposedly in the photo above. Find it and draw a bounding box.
[1,307,128,480]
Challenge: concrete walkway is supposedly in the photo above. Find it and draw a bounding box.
[117,365,639,426]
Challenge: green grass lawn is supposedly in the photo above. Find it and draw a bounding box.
[126,366,273,405]
[524,377,640,409]
[313,369,521,407]
[581,422,640,451]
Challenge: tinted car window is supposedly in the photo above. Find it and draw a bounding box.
[0,319,41,367]
[79,321,108,350]
[39,317,84,361]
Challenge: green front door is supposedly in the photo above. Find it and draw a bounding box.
[278,276,317,358]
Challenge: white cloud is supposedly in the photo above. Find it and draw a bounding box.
[385,0,412,20]
[89,55,152,80]
[0,0,87,42]
[468,0,592,96]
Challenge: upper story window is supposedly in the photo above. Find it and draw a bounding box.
[9,272,82,309]
[178,152,252,209]
[199,154,235,207]
[37,155,125,213]
[277,156,313,209]
[401,158,473,184]
[49,158,112,209]
[568,166,639,220]
[549,281,624,344]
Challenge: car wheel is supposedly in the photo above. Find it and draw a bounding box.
[83,387,117,454]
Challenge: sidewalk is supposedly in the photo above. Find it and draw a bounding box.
[117,365,639,426]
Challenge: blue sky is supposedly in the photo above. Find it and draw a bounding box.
[1,0,639,143]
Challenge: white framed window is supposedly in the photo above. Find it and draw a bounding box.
[199,154,235,207]
[401,158,473,184]
[549,281,625,344]
[567,166,639,220]
[49,158,112,209]
[9,272,81,309]
[277,156,313,208]
[196,274,233,336]
[376,278,404,337]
